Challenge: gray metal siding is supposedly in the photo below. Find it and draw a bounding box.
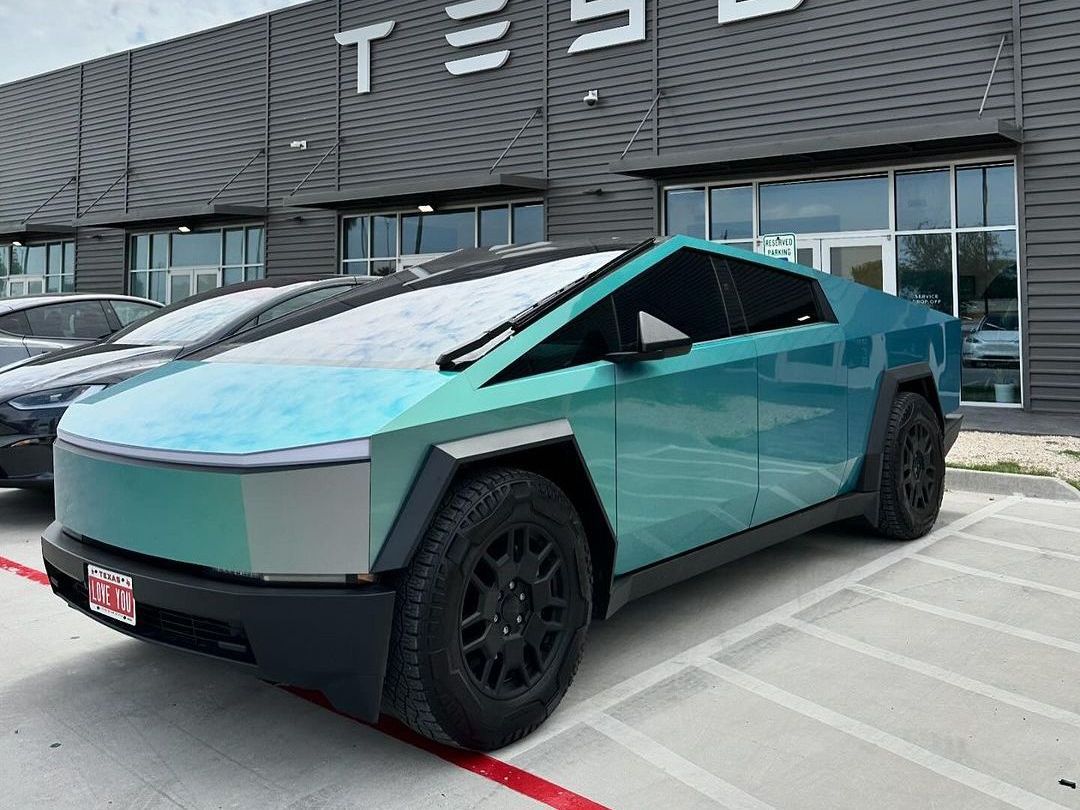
[1019,0,1080,413]
[0,67,80,221]
[75,229,127,294]
[127,19,268,210]
[656,0,1017,152]
[268,0,339,276]
[336,0,545,185]
[545,2,656,240]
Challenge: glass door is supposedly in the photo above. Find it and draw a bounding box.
[795,240,822,271]
[8,277,45,297]
[166,269,219,304]
[820,236,896,294]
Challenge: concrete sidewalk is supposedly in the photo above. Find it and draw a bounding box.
[3,487,1080,808]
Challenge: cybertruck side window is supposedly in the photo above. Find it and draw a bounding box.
[610,248,734,347]
[723,257,828,334]
[490,248,734,384]
[489,298,621,383]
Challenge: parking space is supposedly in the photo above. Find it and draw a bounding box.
[3,488,1079,809]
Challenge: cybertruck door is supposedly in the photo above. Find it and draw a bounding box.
[612,249,759,575]
[723,256,849,526]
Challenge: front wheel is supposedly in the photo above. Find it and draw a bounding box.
[384,467,592,751]
[876,392,945,540]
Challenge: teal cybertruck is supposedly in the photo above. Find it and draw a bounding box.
[42,236,962,750]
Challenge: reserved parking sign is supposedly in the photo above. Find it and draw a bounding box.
[761,234,797,263]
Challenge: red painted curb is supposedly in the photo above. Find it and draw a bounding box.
[1,557,611,810]
[285,687,610,810]
[0,555,50,586]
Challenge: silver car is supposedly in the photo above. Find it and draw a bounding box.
[0,294,161,367]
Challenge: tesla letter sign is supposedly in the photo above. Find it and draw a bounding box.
[337,1,808,94]
[718,0,805,24]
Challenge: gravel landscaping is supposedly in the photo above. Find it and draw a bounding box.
[949,430,1080,486]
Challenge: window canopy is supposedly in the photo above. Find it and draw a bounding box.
[287,172,547,210]
[610,118,1023,180]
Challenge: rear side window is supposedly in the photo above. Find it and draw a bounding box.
[109,300,159,327]
[724,258,825,333]
[0,311,30,337]
[25,301,113,340]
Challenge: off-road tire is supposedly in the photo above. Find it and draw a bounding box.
[384,467,592,751]
[876,392,945,540]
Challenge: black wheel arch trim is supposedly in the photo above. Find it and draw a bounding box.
[372,420,617,591]
[857,362,957,494]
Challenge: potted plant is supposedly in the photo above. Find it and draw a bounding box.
[993,368,1020,404]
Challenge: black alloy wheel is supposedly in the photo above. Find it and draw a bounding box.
[877,391,945,540]
[385,467,592,751]
[460,523,571,699]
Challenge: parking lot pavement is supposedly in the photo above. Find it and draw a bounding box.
[3,488,1079,809]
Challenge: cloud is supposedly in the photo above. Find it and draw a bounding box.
[0,0,309,85]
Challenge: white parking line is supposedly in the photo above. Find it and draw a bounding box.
[912,554,1080,602]
[694,658,1071,810]
[780,617,1080,729]
[849,584,1080,655]
[502,496,1016,760]
[991,513,1080,535]
[586,713,777,810]
[953,531,1080,563]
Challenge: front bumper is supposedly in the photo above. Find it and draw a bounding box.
[41,522,396,722]
[0,437,54,488]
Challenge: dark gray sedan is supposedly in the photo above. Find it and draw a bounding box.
[0,276,368,488]
[0,294,162,368]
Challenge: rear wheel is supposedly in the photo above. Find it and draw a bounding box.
[384,467,592,751]
[876,392,945,540]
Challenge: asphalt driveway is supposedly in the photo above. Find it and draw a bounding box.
[2,487,1078,809]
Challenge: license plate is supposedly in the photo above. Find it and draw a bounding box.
[87,564,136,626]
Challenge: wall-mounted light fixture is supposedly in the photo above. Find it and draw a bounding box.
[418,204,436,214]
[177,225,192,233]
[11,240,22,247]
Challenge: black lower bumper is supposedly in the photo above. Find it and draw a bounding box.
[0,439,54,488]
[944,412,964,455]
[41,522,396,722]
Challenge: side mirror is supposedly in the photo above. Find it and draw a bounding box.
[607,311,692,363]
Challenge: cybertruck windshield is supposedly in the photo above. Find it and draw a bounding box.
[199,242,644,371]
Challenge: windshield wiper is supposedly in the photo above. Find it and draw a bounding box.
[435,238,658,371]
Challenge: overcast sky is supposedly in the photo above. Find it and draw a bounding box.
[0,0,310,85]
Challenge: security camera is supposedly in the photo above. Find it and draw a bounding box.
[583,89,599,108]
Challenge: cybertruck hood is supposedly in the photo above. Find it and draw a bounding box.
[58,359,454,458]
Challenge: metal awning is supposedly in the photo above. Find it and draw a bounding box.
[76,203,267,230]
[0,220,76,242]
[610,118,1023,179]
[287,172,548,210]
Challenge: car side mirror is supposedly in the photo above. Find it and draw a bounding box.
[607,311,692,363]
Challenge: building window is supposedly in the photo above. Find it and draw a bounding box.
[759,176,890,234]
[129,226,265,304]
[341,201,545,276]
[0,241,75,297]
[663,159,1021,407]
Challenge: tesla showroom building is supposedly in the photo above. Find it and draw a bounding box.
[0,0,1076,413]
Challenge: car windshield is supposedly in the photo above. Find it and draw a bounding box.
[111,283,317,347]
[206,251,624,371]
